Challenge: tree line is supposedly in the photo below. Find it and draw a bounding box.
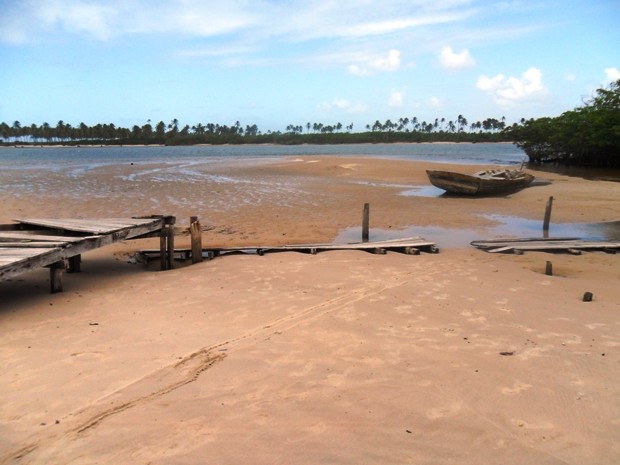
[506,79,620,167]
[1,115,513,146]
[4,79,618,168]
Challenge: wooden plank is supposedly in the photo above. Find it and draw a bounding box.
[13,217,163,235]
[0,242,67,248]
[0,217,168,284]
[478,239,620,253]
[0,231,84,242]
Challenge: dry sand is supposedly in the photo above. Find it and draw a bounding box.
[1,156,619,464]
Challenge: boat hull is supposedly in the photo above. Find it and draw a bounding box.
[426,170,535,195]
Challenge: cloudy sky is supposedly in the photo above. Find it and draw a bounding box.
[1,0,619,132]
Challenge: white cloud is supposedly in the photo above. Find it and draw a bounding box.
[430,97,444,108]
[439,46,475,70]
[318,98,368,113]
[0,0,475,44]
[348,49,401,76]
[605,67,620,82]
[477,67,547,106]
[388,90,404,107]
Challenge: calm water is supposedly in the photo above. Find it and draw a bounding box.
[2,143,618,246]
[0,143,526,170]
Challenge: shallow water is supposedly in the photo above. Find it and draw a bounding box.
[0,143,526,170]
[335,217,620,249]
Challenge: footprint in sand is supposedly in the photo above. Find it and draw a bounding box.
[395,305,413,314]
[501,381,532,395]
[512,419,554,430]
[70,351,105,361]
[460,309,487,323]
[426,401,463,420]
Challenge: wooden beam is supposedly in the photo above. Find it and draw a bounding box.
[362,203,369,242]
[190,218,203,264]
[49,260,66,293]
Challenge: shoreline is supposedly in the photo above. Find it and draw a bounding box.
[0,141,515,149]
[1,155,619,464]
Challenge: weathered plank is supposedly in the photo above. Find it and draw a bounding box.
[14,217,163,235]
[472,238,620,254]
[0,231,84,242]
[0,216,170,286]
[136,237,439,263]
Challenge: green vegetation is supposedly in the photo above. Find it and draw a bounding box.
[506,80,620,167]
[6,80,618,168]
[0,116,512,147]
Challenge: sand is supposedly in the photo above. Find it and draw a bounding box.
[1,156,619,464]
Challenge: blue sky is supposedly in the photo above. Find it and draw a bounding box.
[1,0,619,133]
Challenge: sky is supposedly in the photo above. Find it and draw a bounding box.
[1,0,619,133]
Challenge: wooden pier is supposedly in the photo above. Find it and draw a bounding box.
[470,237,620,254]
[0,216,175,292]
[137,236,439,263]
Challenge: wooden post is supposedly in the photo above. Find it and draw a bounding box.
[190,217,203,264]
[160,230,167,270]
[362,203,370,242]
[545,261,553,276]
[159,216,177,271]
[167,225,175,270]
[49,260,66,293]
[67,254,81,273]
[543,196,554,237]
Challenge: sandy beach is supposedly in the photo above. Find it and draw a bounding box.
[1,156,619,464]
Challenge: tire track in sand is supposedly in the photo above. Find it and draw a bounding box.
[2,270,423,464]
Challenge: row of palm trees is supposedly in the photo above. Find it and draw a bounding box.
[1,115,511,144]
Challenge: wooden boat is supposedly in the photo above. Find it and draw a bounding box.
[426,168,535,195]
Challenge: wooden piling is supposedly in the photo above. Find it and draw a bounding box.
[160,231,167,270]
[159,216,176,270]
[67,254,81,273]
[49,260,66,293]
[190,217,203,264]
[543,196,554,237]
[167,225,175,270]
[362,203,370,242]
[545,261,553,276]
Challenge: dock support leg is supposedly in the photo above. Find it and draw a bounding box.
[167,225,175,270]
[159,216,177,271]
[67,254,81,273]
[49,260,66,293]
[190,216,203,264]
[160,232,167,270]
[362,203,370,242]
[543,196,554,238]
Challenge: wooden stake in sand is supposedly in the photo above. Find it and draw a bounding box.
[159,216,176,270]
[362,203,370,242]
[190,216,203,264]
[543,196,554,237]
[545,261,553,276]
[49,260,66,293]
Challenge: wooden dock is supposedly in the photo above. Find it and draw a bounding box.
[136,236,439,263]
[0,216,175,292]
[470,237,620,254]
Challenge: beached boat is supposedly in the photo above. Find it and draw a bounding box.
[426,168,535,195]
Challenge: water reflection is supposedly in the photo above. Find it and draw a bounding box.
[335,216,620,249]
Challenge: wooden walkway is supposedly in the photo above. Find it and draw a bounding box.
[0,216,175,292]
[470,237,620,254]
[137,236,439,263]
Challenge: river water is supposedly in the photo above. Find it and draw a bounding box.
[2,143,618,245]
[0,143,526,170]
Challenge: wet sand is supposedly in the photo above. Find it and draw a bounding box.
[1,157,619,464]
